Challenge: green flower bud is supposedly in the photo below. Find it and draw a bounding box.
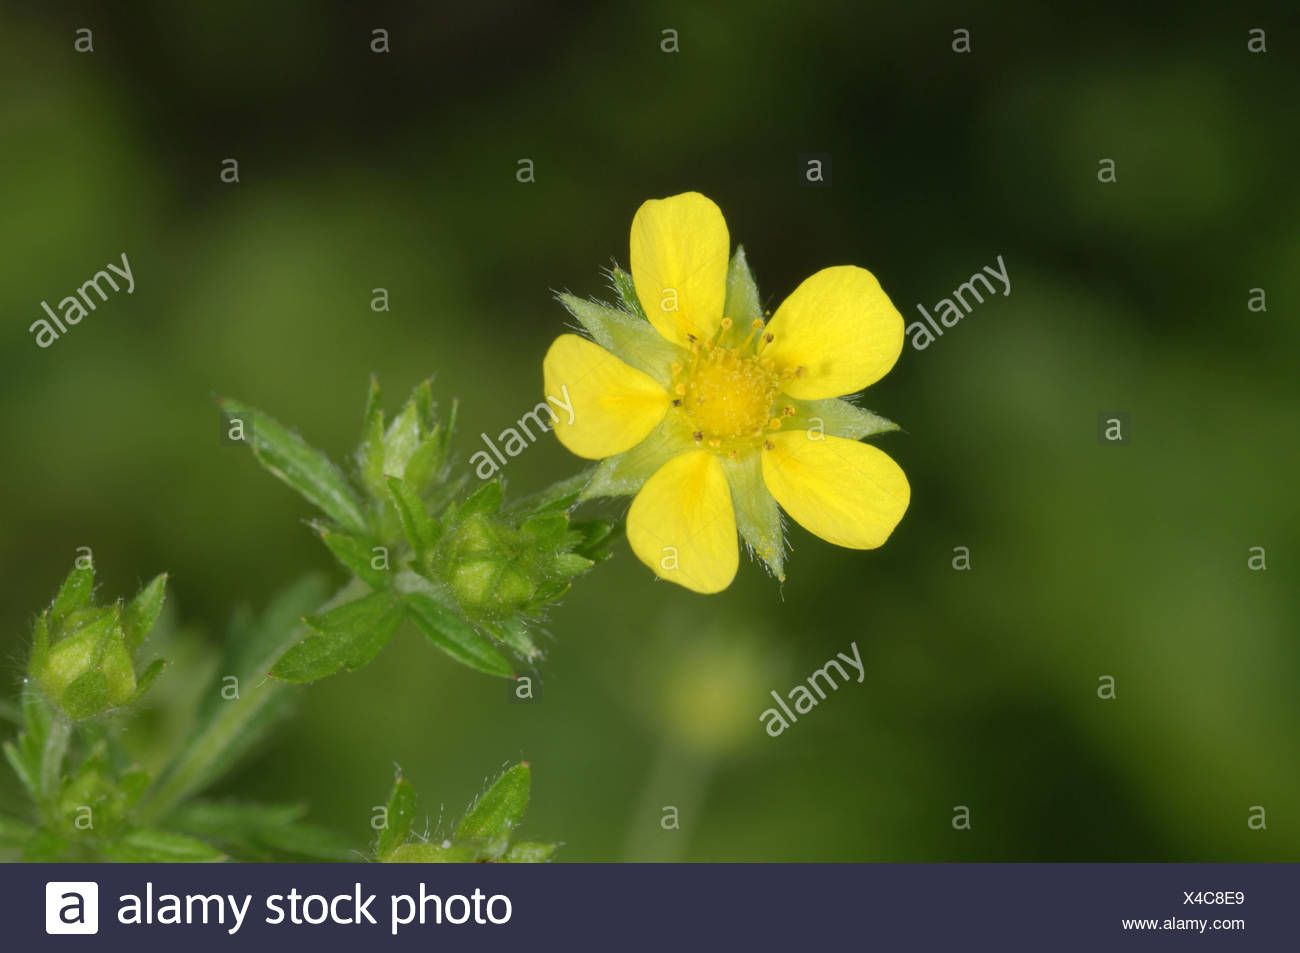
[28,564,167,721]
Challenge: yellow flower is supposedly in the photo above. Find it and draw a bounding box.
[543,192,909,593]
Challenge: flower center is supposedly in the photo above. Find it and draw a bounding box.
[670,319,791,453]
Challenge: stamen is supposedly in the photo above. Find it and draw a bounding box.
[692,430,703,442]
[674,383,686,396]
[763,439,775,451]
[782,404,795,416]
[768,418,782,430]
[671,399,681,407]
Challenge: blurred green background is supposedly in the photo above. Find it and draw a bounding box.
[2,2,1296,861]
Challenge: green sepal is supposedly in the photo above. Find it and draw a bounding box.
[722,453,785,580]
[483,617,542,662]
[61,669,111,720]
[460,479,504,519]
[403,591,513,678]
[569,519,621,561]
[608,264,647,319]
[271,590,406,682]
[582,416,694,500]
[724,245,764,333]
[122,573,167,651]
[786,397,900,439]
[218,398,370,535]
[520,512,569,549]
[129,658,168,704]
[555,293,683,388]
[376,773,418,860]
[313,523,390,588]
[456,762,531,853]
[50,563,94,628]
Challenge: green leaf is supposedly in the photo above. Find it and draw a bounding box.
[122,573,167,650]
[502,841,556,863]
[460,480,503,518]
[50,564,94,627]
[0,812,34,848]
[385,842,477,863]
[609,264,646,319]
[376,774,417,860]
[386,476,438,561]
[724,245,764,329]
[357,376,387,497]
[555,293,683,388]
[314,523,390,588]
[218,398,370,535]
[168,801,353,862]
[456,762,531,845]
[272,591,405,682]
[403,591,513,678]
[103,828,226,863]
[722,453,785,580]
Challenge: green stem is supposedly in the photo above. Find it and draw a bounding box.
[136,578,368,823]
[39,717,72,811]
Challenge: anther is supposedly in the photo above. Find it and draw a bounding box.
[782,404,795,416]
[692,430,704,442]
[674,383,686,396]
[720,317,733,330]
[763,439,775,451]
[769,418,782,430]
[671,399,681,407]
[763,333,774,344]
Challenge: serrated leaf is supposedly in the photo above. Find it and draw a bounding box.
[460,480,503,518]
[50,564,94,627]
[386,476,438,562]
[272,591,405,682]
[724,245,764,329]
[456,763,531,845]
[609,265,646,319]
[556,293,683,388]
[122,574,167,650]
[403,592,513,678]
[377,775,417,860]
[314,524,390,588]
[502,841,556,863]
[104,828,226,863]
[219,398,370,535]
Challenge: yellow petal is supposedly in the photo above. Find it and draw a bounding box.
[760,265,904,399]
[630,192,729,348]
[760,432,909,549]
[628,450,738,593]
[542,334,669,460]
